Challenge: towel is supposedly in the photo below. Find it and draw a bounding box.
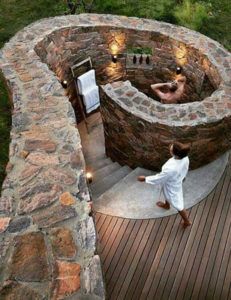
[82,85,100,113]
[77,69,96,95]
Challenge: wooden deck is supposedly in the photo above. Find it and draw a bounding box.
[94,162,231,300]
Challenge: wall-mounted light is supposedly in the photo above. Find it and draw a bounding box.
[61,80,68,88]
[86,172,93,184]
[110,42,119,54]
[110,42,119,64]
[176,66,182,75]
[112,55,118,63]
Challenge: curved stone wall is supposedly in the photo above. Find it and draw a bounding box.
[34,23,220,122]
[0,13,230,298]
[100,80,231,170]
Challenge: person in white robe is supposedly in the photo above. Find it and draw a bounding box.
[138,142,191,227]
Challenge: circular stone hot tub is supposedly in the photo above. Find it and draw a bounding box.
[32,14,231,170]
[2,14,230,171]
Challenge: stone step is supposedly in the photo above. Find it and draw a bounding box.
[90,165,132,199]
[93,152,229,219]
[93,167,158,218]
[86,156,113,172]
[92,162,121,184]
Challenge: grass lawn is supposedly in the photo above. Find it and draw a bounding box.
[0,73,11,188]
[0,0,230,191]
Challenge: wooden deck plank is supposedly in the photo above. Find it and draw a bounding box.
[95,213,108,233]
[205,188,231,300]
[221,253,231,300]
[153,203,199,300]
[99,217,118,252]
[94,212,101,224]
[104,219,136,277]
[188,170,229,300]
[167,173,224,300]
[131,217,169,300]
[147,213,185,298]
[98,216,116,239]
[108,220,148,299]
[214,222,231,299]
[124,218,162,300]
[178,171,228,300]
[160,190,213,300]
[105,219,143,290]
[117,220,157,299]
[102,218,130,273]
[198,179,231,299]
[140,215,178,299]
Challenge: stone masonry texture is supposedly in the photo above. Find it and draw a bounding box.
[100,80,231,170]
[0,13,230,298]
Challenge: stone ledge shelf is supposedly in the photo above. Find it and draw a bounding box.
[0,13,231,298]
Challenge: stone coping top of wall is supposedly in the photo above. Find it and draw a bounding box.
[0,13,230,298]
[101,80,230,126]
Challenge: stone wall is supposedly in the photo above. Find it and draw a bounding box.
[0,16,107,300]
[0,13,230,299]
[101,80,231,170]
[34,25,219,123]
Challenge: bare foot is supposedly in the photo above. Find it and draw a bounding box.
[156,201,170,210]
[137,176,145,182]
[182,221,192,228]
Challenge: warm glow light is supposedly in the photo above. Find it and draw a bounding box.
[86,172,92,179]
[110,42,119,55]
[174,45,187,66]
[86,172,93,184]
[61,80,68,88]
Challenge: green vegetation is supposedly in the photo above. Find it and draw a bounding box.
[0,0,230,189]
[93,0,230,50]
[0,0,66,48]
[0,73,11,187]
[174,0,209,31]
[127,47,153,55]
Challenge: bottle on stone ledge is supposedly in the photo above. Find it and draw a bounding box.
[133,55,137,64]
[139,54,143,64]
[146,55,150,64]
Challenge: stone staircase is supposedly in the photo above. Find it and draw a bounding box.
[85,151,229,219]
[79,114,229,219]
[86,155,132,200]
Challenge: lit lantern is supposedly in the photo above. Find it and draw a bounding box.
[86,172,93,184]
[61,80,68,88]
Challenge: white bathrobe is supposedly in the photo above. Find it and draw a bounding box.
[145,156,189,211]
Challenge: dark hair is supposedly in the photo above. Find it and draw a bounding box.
[172,142,190,159]
[169,85,178,92]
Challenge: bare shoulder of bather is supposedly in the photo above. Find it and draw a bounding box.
[151,76,186,104]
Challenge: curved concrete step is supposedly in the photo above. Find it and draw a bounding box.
[90,165,132,199]
[93,152,229,219]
